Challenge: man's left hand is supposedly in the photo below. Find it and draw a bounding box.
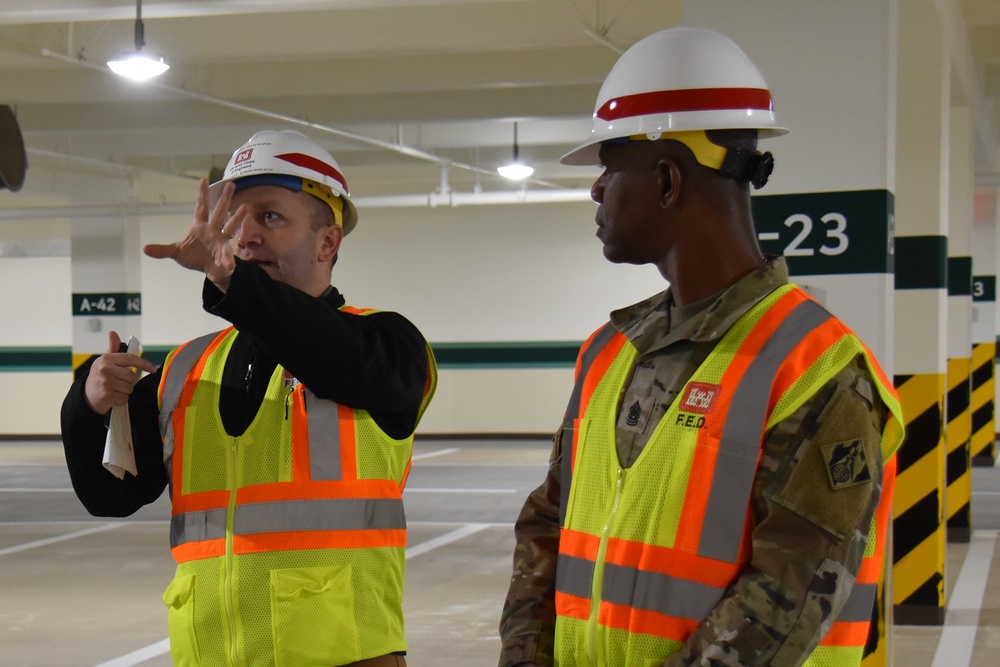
[143,178,248,292]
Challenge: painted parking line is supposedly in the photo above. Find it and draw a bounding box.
[0,487,74,492]
[411,447,461,461]
[930,529,999,667]
[406,522,493,559]
[93,639,171,667]
[0,522,124,557]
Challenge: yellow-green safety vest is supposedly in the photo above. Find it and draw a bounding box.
[554,284,904,667]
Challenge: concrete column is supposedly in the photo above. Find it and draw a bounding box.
[70,214,143,376]
[972,186,1000,466]
[973,185,998,466]
[892,0,948,626]
[945,106,975,543]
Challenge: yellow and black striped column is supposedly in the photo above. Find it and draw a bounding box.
[893,235,948,626]
[971,275,997,466]
[970,340,996,465]
[946,257,973,544]
[891,372,946,625]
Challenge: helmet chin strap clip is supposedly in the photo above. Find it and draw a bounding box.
[719,148,774,189]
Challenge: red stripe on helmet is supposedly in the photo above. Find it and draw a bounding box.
[275,152,349,193]
[597,87,773,121]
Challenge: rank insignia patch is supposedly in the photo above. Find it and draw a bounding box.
[821,439,871,490]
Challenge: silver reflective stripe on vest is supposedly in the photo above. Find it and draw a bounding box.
[170,498,405,547]
[563,323,619,424]
[836,582,877,623]
[160,331,220,468]
[235,498,405,534]
[603,562,726,621]
[304,388,343,481]
[170,508,228,547]
[555,553,596,600]
[560,323,620,525]
[555,554,728,621]
[697,299,832,562]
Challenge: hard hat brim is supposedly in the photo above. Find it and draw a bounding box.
[559,140,602,167]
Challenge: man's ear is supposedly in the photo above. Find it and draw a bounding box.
[317,223,344,264]
[656,158,682,209]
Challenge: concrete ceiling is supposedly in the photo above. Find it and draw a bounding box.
[0,0,997,208]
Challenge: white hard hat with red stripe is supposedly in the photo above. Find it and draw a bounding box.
[561,26,787,166]
[209,129,358,235]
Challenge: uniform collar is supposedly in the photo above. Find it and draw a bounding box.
[611,255,789,355]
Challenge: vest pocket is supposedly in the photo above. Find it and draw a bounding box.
[270,564,360,667]
[162,573,201,667]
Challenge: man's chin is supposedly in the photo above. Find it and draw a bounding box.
[602,246,645,266]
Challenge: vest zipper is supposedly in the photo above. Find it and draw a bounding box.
[243,347,256,432]
[224,436,240,666]
[586,466,626,665]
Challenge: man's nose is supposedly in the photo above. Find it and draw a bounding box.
[590,175,605,204]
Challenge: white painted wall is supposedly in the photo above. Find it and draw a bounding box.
[1,199,668,436]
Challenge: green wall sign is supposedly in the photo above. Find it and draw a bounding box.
[751,189,893,276]
[974,275,996,302]
[71,292,142,316]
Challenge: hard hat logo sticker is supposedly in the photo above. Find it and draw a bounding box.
[235,148,254,165]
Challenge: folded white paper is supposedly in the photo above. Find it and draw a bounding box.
[102,336,141,479]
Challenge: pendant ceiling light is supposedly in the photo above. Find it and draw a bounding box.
[107,0,169,81]
[497,122,534,181]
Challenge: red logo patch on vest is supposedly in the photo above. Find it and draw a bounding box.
[680,382,721,414]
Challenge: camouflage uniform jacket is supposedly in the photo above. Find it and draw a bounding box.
[498,256,890,667]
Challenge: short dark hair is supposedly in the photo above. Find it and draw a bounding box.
[304,193,335,231]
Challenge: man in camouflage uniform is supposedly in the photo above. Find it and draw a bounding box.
[498,27,902,667]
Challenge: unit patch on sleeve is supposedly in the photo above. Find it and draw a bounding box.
[820,439,871,490]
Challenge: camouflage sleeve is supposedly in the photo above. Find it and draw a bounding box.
[498,428,564,667]
[664,355,888,667]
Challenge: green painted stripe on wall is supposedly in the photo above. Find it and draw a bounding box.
[0,347,71,372]
[895,235,947,290]
[0,342,584,371]
[431,341,580,368]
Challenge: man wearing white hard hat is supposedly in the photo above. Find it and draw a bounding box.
[499,27,903,667]
[62,129,436,667]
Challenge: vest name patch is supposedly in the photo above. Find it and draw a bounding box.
[680,382,721,414]
[821,439,871,489]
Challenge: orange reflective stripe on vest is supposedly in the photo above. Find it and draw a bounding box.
[559,322,627,523]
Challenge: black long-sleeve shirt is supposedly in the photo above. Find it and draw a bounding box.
[61,259,430,518]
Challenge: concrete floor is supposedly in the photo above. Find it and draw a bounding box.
[0,437,997,667]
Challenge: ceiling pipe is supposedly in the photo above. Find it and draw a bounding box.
[0,188,593,220]
[582,25,625,54]
[39,48,562,189]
